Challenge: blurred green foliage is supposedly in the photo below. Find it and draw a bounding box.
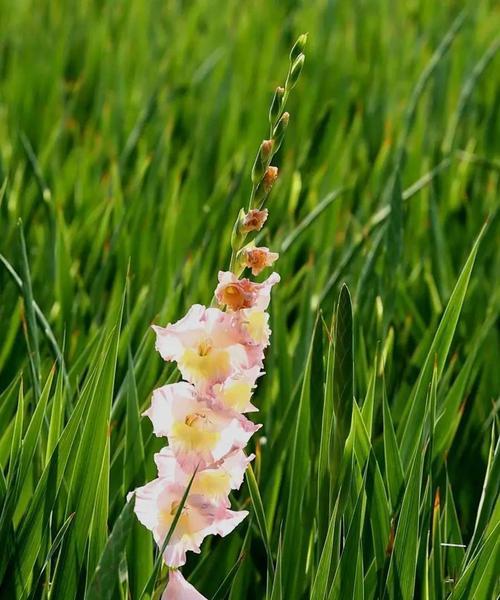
[0,0,499,598]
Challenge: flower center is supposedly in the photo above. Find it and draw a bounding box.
[197,339,212,356]
[185,412,206,427]
[225,285,239,296]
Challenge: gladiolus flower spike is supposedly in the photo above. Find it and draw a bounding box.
[130,33,307,599]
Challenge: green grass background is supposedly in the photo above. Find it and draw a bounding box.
[0,0,499,598]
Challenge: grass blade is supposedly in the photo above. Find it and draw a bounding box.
[87,495,136,600]
[246,463,274,573]
[399,222,487,470]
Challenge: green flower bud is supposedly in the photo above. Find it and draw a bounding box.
[272,112,289,154]
[269,86,285,126]
[231,208,246,250]
[290,33,308,63]
[253,180,267,208]
[287,53,305,90]
[251,139,274,184]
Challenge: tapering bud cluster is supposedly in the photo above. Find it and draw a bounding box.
[246,33,306,215]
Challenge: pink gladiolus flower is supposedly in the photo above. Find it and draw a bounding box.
[153,305,261,389]
[162,569,207,599]
[215,271,280,311]
[155,447,254,506]
[241,246,279,276]
[131,479,212,567]
[144,383,260,470]
[132,477,248,567]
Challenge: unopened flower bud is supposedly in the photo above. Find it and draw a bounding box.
[287,54,305,90]
[272,112,289,153]
[290,33,308,63]
[263,166,278,193]
[269,86,285,126]
[239,209,268,234]
[260,139,274,162]
[252,140,274,184]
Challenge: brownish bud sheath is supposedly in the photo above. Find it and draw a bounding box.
[260,139,274,162]
[263,166,278,193]
[252,140,274,184]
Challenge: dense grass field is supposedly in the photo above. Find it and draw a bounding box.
[0,0,499,598]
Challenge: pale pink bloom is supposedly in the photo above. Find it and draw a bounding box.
[162,570,207,600]
[241,246,279,276]
[155,447,254,506]
[131,479,212,567]
[131,477,248,567]
[153,305,261,388]
[210,366,262,413]
[144,383,260,470]
[215,271,280,311]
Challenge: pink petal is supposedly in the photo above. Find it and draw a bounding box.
[144,382,198,437]
[162,570,207,600]
[235,308,272,350]
[154,447,188,481]
[153,305,206,361]
[131,478,165,532]
[154,447,252,506]
[209,506,249,537]
[253,272,280,310]
[215,448,254,490]
[210,367,262,414]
